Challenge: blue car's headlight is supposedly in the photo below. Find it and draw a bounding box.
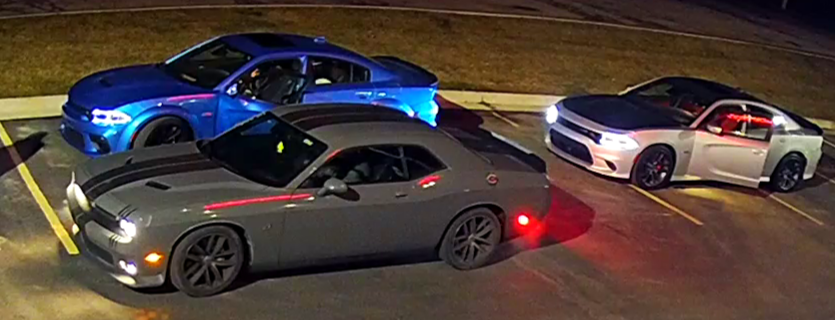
[91,109,132,126]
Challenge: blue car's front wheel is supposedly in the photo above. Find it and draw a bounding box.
[132,117,194,149]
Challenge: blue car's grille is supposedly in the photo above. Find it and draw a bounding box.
[63,101,92,121]
[63,126,85,148]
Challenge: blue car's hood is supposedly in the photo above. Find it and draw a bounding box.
[68,64,212,109]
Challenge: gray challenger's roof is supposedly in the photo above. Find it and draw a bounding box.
[270,104,449,146]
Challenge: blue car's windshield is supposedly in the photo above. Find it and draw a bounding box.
[161,40,252,89]
[201,113,328,188]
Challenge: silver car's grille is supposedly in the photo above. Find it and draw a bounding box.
[557,117,601,142]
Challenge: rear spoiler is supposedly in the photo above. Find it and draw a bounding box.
[372,56,439,87]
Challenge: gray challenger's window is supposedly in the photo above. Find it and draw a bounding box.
[301,145,445,188]
[202,113,327,187]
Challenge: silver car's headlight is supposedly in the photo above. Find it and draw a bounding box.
[119,219,137,238]
[598,132,639,151]
[545,105,559,124]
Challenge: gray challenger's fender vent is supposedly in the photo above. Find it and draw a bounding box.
[145,180,171,191]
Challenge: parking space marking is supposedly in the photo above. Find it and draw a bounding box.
[629,185,704,226]
[763,192,825,226]
[489,111,521,128]
[817,172,835,186]
[824,138,835,149]
[0,122,79,255]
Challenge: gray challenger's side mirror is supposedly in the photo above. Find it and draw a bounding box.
[317,178,349,197]
[706,124,723,135]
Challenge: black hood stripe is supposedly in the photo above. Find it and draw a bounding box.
[81,153,205,191]
[85,158,220,199]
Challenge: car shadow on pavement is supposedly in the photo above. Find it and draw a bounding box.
[0,131,47,176]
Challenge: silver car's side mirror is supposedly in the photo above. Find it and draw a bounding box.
[317,178,348,197]
[226,83,239,96]
[706,124,723,135]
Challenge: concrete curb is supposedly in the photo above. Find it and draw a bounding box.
[0,91,832,131]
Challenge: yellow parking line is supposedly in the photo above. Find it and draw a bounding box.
[0,123,79,255]
[629,185,704,226]
[490,111,521,128]
[817,172,835,186]
[823,139,835,149]
[762,192,825,226]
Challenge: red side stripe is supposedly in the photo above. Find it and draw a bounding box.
[204,193,312,210]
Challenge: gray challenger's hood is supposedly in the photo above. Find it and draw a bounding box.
[75,142,267,213]
[561,95,688,130]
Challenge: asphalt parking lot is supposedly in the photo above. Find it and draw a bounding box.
[2,100,835,319]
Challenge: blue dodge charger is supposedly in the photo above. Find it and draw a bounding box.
[61,33,439,155]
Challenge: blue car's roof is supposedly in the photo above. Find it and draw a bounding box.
[220,33,369,61]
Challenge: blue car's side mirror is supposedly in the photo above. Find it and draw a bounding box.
[226,83,239,96]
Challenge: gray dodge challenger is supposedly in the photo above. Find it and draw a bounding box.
[67,104,551,297]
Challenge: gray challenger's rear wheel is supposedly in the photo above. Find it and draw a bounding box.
[133,117,193,149]
[170,226,244,297]
[770,154,806,192]
[631,146,674,190]
[439,208,501,270]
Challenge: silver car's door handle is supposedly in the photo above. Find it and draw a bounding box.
[752,149,765,156]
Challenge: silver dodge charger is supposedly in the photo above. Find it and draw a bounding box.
[545,77,823,192]
[67,104,551,297]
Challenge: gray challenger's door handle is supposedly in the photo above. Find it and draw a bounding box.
[395,192,408,198]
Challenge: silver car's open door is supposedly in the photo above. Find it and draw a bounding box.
[688,103,773,188]
[688,131,769,188]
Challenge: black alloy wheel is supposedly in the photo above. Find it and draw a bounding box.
[133,117,194,148]
[170,226,244,297]
[631,146,674,190]
[770,154,805,192]
[440,208,501,270]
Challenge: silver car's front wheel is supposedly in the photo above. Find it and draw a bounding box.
[631,146,674,190]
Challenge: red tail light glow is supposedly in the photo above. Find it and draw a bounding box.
[517,214,531,226]
[204,193,312,210]
[418,175,441,188]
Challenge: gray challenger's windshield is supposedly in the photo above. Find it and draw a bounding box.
[201,113,328,187]
[161,40,253,89]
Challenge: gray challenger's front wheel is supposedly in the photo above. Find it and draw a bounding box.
[439,208,501,270]
[770,154,806,193]
[133,117,193,149]
[170,226,244,297]
[631,146,674,190]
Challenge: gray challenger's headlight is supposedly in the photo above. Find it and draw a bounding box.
[598,132,639,151]
[545,105,559,124]
[119,219,137,238]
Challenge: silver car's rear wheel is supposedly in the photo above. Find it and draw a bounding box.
[770,154,805,192]
[631,146,674,190]
[170,226,244,297]
[439,208,501,270]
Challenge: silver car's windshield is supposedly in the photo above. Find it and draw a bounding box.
[201,113,328,187]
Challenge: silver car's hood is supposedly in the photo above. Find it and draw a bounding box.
[561,95,687,130]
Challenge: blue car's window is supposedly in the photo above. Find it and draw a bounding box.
[162,40,252,89]
[309,56,370,85]
[202,113,327,188]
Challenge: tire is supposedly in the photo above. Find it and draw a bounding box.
[439,208,502,270]
[769,154,806,193]
[132,117,193,149]
[170,226,245,297]
[631,145,675,190]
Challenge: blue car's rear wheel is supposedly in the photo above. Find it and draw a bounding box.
[170,226,244,297]
[133,117,193,149]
